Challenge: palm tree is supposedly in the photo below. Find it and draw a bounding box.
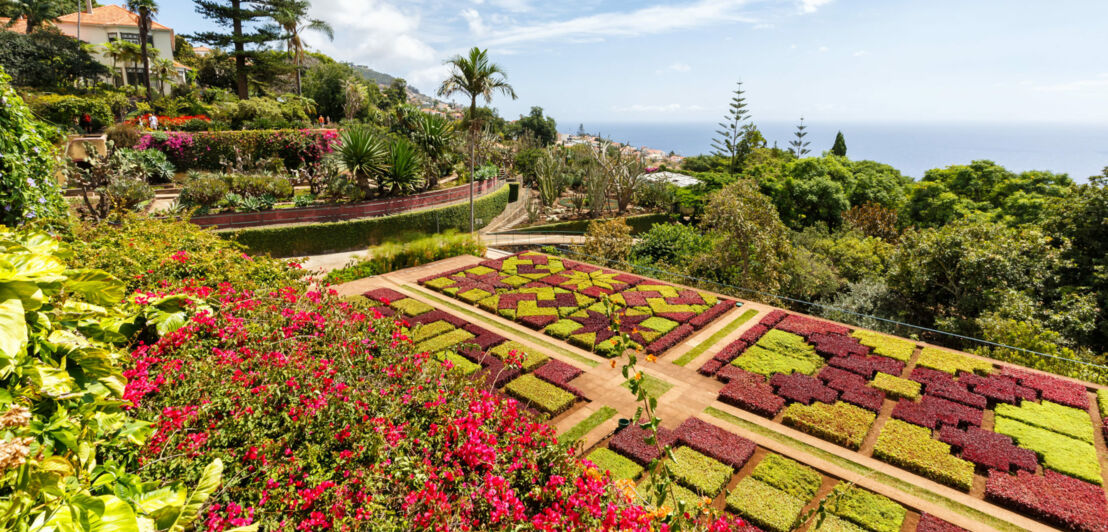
[411,112,456,191]
[101,41,130,87]
[2,0,64,32]
[152,57,175,94]
[117,41,142,89]
[126,0,158,99]
[437,47,516,233]
[269,0,333,96]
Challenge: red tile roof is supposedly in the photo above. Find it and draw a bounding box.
[55,5,171,31]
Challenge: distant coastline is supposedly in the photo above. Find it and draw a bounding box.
[563,121,1108,182]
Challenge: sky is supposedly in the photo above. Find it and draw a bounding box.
[144,0,1108,126]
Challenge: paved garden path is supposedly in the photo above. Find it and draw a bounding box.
[333,254,1084,532]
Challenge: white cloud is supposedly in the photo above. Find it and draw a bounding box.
[481,0,759,47]
[669,62,692,72]
[853,50,869,56]
[461,8,487,35]
[799,0,833,14]
[753,23,776,29]
[1032,74,1108,93]
[818,45,829,52]
[307,0,437,73]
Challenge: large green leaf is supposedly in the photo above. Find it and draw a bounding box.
[65,270,126,307]
[43,494,140,532]
[168,459,223,532]
[3,251,66,283]
[28,364,78,398]
[0,287,27,375]
[132,485,187,529]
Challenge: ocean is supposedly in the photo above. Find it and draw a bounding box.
[568,121,1108,182]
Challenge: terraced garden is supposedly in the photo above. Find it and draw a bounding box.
[351,251,1108,532]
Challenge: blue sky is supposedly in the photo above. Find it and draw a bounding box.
[147,0,1108,126]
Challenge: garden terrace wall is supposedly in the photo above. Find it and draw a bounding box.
[192,177,503,229]
[225,184,510,256]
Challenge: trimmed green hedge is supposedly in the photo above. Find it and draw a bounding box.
[413,329,475,355]
[586,448,643,481]
[782,401,876,450]
[872,419,975,491]
[508,213,669,235]
[490,341,550,372]
[1099,389,1108,419]
[916,347,993,375]
[390,298,433,316]
[504,374,576,414]
[751,454,822,501]
[995,399,1095,443]
[227,184,510,257]
[814,515,867,532]
[824,485,906,532]
[726,477,805,532]
[733,329,823,377]
[410,320,456,342]
[993,416,1102,485]
[851,330,916,362]
[669,446,734,496]
[870,372,921,400]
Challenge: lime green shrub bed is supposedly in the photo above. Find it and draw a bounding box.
[441,351,480,375]
[414,328,475,354]
[733,329,824,377]
[391,297,433,316]
[726,477,806,532]
[490,341,550,371]
[751,454,822,500]
[916,347,992,375]
[824,485,907,532]
[850,330,915,362]
[504,374,576,414]
[668,447,734,496]
[993,416,1102,484]
[872,419,974,491]
[411,320,456,342]
[639,480,703,514]
[782,401,876,450]
[994,399,1095,442]
[586,448,644,481]
[814,514,867,532]
[1098,389,1108,418]
[870,372,921,400]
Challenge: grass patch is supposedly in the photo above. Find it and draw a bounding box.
[703,407,1023,532]
[399,286,598,367]
[673,309,758,367]
[560,406,617,444]
[586,448,643,481]
[622,373,674,398]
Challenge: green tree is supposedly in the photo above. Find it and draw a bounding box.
[583,217,633,263]
[0,29,106,88]
[696,179,792,294]
[831,131,847,156]
[100,40,129,87]
[789,117,811,158]
[901,180,978,228]
[0,67,67,226]
[267,0,333,96]
[0,0,65,32]
[512,106,557,146]
[409,111,456,190]
[302,61,354,120]
[631,222,711,270]
[711,81,752,176]
[191,0,278,98]
[437,46,517,232]
[126,0,158,99]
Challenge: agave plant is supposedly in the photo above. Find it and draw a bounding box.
[335,127,387,195]
[410,112,456,190]
[380,138,424,196]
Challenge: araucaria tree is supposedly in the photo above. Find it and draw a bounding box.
[712,81,753,176]
[831,130,847,156]
[438,47,517,232]
[191,0,278,98]
[790,116,811,158]
[126,0,158,99]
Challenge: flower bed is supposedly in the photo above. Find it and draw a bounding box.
[609,425,677,465]
[872,419,975,491]
[916,514,970,532]
[870,372,921,400]
[823,485,907,532]
[718,370,787,417]
[668,446,735,496]
[732,329,824,377]
[781,401,875,450]
[725,477,806,532]
[957,373,1036,404]
[750,454,822,500]
[937,426,1038,473]
[490,341,550,372]
[770,373,838,405]
[916,347,993,376]
[992,416,1102,484]
[827,353,905,379]
[995,399,1095,442]
[985,469,1108,532]
[504,374,577,414]
[586,448,644,481]
[891,395,983,430]
[1002,367,1091,409]
[908,368,988,409]
[850,330,916,362]
[136,128,338,171]
[534,359,585,396]
[672,417,757,468]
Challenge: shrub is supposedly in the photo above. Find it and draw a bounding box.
[411,320,457,342]
[827,353,905,379]
[771,373,839,405]
[672,417,756,469]
[30,93,112,131]
[891,395,983,430]
[937,426,1037,473]
[985,469,1108,532]
[490,341,550,372]
[818,366,886,412]
[442,350,480,375]
[995,399,1095,442]
[814,515,868,532]
[668,447,734,496]
[808,331,870,358]
[750,454,822,500]
[775,314,850,338]
[116,147,177,184]
[328,231,485,283]
[586,448,643,481]
[725,477,805,532]
[993,416,1102,484]
[645,323,695,355]
[958,373,1035,405]
[850,330,916,362]
[872,419,975,491]
[107,123,143,149]
[103,177,154,211]
[503,374,576,414]
[0,69,67,226]
[1100,389,1108,419]
[1002,367,1091,410]
[609,425,677,465]
[718,370,786,417]
[136,129,338,171]
[824,485,907,532]
[916,514,971,532]
[910,368,989,409]
[414,328,475,355]
[228,173,294,199]
[781,401,875,450]
[731,329,823,377]
[870,372,921,400]
[180,174,230,207]
[533,359,583,389]
[390,297,434,317]
[916,347,993,375]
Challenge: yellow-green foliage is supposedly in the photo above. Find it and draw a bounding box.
[503,374,576,414]
[733,329,824,377]
[390,297,434,316]
[410,321,456,343]
[751,454,822,501]
[490,341,550,372]
[993,416,1102,485]
[586,448,643,481]
[995,400,1095,443]
[814,515,867,532]
[824,485,907,532]
[668,447,734,496]
[323,231,488,284]
[440,351,480,375]
[413,328,474,354]
[872,419,975,491]
[916,347,992,375]
[639,479,703,515]
[782,401,875,450]
[1099,389,1108,419]
[870,372,921,400]
[726,477,806,532]
[851,330,915,362]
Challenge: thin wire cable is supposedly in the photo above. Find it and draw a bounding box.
[548,244,1108,372]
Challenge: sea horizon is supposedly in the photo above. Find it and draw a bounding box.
[562,120,1108,182]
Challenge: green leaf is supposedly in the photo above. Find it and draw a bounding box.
[115,420,154,446]
[168,459,223,532]
[223,526,259,532]
[45,494,140,532]
[65,269,126,306]
[28,364,77,398]
[133,485,187,529]
[0,287,27,375]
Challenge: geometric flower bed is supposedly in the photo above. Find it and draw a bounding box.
[985,469,1108,532]
[362,288,587,416]
[418,251,736,357]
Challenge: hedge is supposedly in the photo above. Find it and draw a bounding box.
[410,320,456,343]
[508,213,669,235]
[1099,389,1108,419]
[441,351,480,375]
[824,485,907,532]
[586,448,644,481]
[994,399,1095,443]
[390,297,434,317]
[870,372,921,400]
[850,330,916,362]
[872,419,975,491]
[228,184,510,256]
[489,341,550,372]
[136,128,337,171]
[732,329,823,377]
[814,515,867,532]
[668,446,734,496]
[751,454,822,501]
[916,347,993,375]
[725,477,806,532]
[993,416,1102,485]
[413,328,475,355]
[29,93,112,132]
[985,469,1108,532]
[781,401,875,450]
[503,374,576,414]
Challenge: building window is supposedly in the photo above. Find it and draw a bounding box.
[119,32,154,46]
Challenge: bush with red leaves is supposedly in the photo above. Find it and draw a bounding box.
[534,359,586,398]
[808,332,870,358]
[776,314,850,338]
[761,309,788,327]
[958,373,1036,405]
[690,301,736,329]
[938,426,1037,473]
[828,353,906,379]
[411,310,468,327]
[363,287,407,304]
[698,358,723,376]
[909,368,989,409]
[673,417,757,468]
[892,395,983,430]
[718,372,786,417]
[609,425,677,465]
[916,514,970,532]
[645,323,695,355]
[715,365,751,383]
[1001,368,1090,410]
[819,367,886,411]
[985,470,1108,532]
[739,324,769,344]
[712,339,749,365]
[770,373,839,405]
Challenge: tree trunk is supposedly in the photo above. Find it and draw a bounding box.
[233,0,248,99]
[295,47,303,96]
[139,19,152,99]
[469,97,477,233]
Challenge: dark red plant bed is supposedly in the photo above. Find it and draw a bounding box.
[673,417,756,468]
[985,470,1108,532]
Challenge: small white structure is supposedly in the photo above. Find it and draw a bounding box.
[642,171,699,188]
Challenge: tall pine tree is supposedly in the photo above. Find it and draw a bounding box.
[789,117,811,158]
[831,130,847,156]
[190,0,278,98]
[711,81,752,176]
